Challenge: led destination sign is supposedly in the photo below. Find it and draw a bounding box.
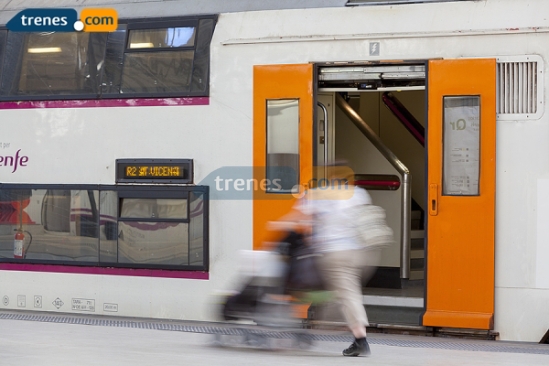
[125,165,183,178]
[116,159,193,183]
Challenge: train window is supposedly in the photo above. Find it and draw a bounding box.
[0,29,6,86]
[188,191,206,266]
[117,220,190,265]
[99,191,118,263]
[0,15,216,100]
[191,18,215,93]
[120,21,199,94]
[128,27,196,49]
[0,32,107,97]
[120,50,195,93]
[100,25,127,95]
[0,189,100,262]
[0,185,209,271]
[442,96,480,196]
[120,198,188,219]
[266,99,300,193]
[117,191,192,266]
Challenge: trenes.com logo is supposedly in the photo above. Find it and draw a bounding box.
[7,8,118,32]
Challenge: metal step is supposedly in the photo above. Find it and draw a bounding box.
[410,229,425,280]
[311,296,424,327]
[411,210,422,230]
[362,286,424,325]
[409,270,424,280]
[410,229,425,240]
[365,305,424,326]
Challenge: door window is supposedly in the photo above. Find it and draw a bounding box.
[442,96,480,196]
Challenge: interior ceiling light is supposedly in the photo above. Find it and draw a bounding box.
[27,47,62,53]
[129,42,155,49]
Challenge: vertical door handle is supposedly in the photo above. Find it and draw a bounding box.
[429,183,438,216]
[317,102,329,166]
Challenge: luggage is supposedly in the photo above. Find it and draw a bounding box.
[222,230,325,323]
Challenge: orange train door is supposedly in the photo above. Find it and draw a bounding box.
[423,59,496,329]
[253,64,314,249]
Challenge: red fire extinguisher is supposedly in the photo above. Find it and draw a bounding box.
[14,229,24,259]
[14,198,25,259]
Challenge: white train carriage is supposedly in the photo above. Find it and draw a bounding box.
[0,0,548,343]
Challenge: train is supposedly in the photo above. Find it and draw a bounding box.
[0,0,548,343]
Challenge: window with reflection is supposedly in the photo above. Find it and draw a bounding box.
[0,189,100,262]
[1,32,106,96]
[189,191,205,266]
[266,99,300,193]
[0,16,216,99]
[100,26,127,95]
[0,185,208,270]
[99,190,118,262]
[0,29,7,72]
[442,96,481,196]
[128,27,196,49]
[121,51,195,93]
[118,197,189,265]
[121,25,197,94]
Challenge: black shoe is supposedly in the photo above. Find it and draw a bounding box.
[342,337,370,357]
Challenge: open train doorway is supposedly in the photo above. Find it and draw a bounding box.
[314,59,496,330]
[316,62,427,326]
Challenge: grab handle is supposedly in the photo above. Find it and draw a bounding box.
[429,183,438,216]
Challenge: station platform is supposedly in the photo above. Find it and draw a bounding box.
[1,310,548,366]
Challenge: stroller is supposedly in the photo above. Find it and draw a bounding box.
[221,230,327,329]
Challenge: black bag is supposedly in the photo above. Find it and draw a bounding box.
[282,232,325,291]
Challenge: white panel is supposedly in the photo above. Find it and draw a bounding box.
[536,179,549,289]
[496,287,549,342]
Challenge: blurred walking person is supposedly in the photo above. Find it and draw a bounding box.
[295,165,391,357]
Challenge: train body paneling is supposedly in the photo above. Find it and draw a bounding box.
[1,0,549,342]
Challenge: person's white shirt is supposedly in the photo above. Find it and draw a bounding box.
[297,186,372,253]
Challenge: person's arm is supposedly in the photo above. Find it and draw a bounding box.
[267,207,312,233]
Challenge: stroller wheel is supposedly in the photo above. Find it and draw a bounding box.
[292,331,314,349]
[211,332,225,347]
[244,331,269,348]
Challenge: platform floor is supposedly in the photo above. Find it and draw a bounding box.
[1,311,548,366]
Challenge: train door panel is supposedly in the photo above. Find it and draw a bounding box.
[423,59,496,329]
[253,64,314,249]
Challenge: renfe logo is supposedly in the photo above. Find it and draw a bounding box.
[0,149,29,173]
[7,8,118,32]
